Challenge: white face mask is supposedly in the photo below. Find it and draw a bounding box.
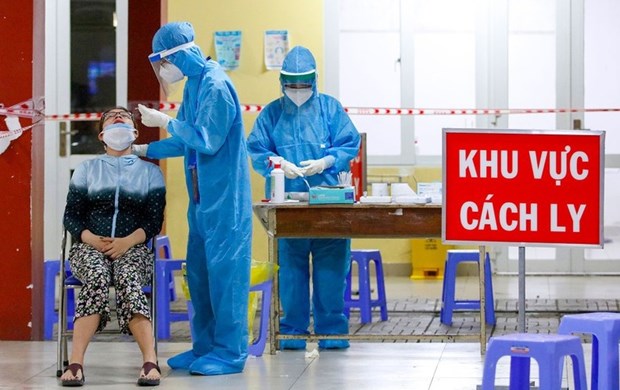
[102,123,137,151]
[159,62,184,84]
[284,87,313,107]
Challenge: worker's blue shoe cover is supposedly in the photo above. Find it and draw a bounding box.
[167,350,200,370]
[188,354,245,376]
[279,339,307,350]
[318,339,350,349]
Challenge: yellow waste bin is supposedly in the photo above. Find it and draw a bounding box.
[410,238,453,280]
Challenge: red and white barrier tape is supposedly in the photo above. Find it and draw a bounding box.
[0,100,45,139]
[3,101,620,125]
[343,107,620,116]
[0,120,44,139]
[40,104,620,121]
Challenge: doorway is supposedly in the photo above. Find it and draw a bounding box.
[44,0,128,259]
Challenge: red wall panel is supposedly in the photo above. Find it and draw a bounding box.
[129,0,163,146]
[0,1,35,339]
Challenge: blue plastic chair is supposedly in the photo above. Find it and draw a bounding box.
[558,312,620,390]
[344,249,388,324]
[440,249,495,326]
[482,333,588,390]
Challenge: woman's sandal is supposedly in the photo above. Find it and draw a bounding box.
[60,363,85,387]
[137,361,161,387]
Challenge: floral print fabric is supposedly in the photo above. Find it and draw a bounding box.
[68,242,152,334]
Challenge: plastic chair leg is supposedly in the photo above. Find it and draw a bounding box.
[483,256,496,325]
[248,281,272,357]
[44,260,60,340]
[155,260,171,339]
[440,258,458,325]
[374,259,388,321]
[358,261,372,323]
[508,357,531,390]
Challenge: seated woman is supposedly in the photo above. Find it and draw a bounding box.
[59,107,166,387]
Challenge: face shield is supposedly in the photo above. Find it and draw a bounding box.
[148,41,195,96]
[280,69,316,89]
[280,70,316,107]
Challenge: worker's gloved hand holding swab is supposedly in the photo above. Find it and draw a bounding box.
[281,159,305,179]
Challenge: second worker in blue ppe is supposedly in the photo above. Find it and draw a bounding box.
[133,22,252,375]
[247,46,361,350]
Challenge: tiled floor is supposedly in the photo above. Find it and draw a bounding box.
[4,274,620,389]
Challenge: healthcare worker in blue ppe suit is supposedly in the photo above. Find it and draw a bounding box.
[133,21,252,375]
[247,46,360,350]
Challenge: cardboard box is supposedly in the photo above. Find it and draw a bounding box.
[308,186,355,204]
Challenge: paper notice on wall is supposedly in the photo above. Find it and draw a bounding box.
[264,30,289,70]
[214,30,242,71]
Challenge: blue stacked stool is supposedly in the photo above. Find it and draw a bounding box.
[482,333,588,390]
[152,235,187,339]
[344,249,388,324]
[440,249,495,326]
[558,312,620,390]
[43,260,74,340]
[153,235,178,301]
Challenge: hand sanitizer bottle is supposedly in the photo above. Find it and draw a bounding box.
[269,156,285,203]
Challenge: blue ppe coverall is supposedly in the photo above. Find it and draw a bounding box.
[247,46,360,350]
[145,22,252,375]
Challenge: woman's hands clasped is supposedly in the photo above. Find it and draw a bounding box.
[80,229,136,260]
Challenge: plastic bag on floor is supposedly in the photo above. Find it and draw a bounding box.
[250,259,278,287]
[181,262,190,300]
